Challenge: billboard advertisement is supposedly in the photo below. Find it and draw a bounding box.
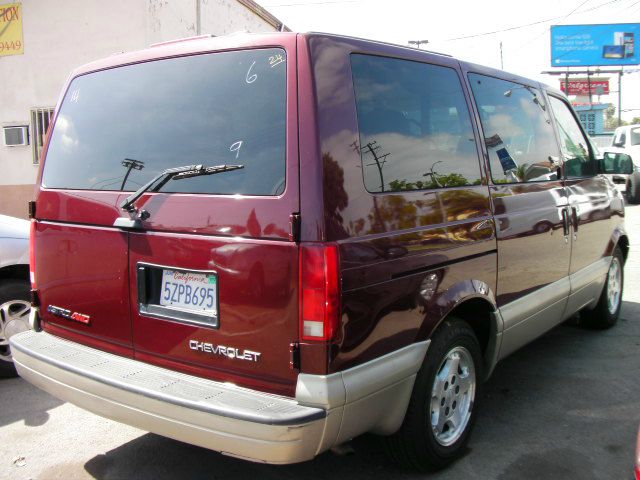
[560,78,610,95]
[0,3,23,57]
[551,23,639,67]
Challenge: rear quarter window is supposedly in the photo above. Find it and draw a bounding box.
[351,55,482,193]
[43,48,287,196]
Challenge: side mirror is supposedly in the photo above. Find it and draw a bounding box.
[601,152,634,175]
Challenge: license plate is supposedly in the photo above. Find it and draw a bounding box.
[160,269,217,316]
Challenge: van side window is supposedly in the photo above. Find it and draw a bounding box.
[548,96,597,178]
[351,55,481,193]
[468,74,560,184]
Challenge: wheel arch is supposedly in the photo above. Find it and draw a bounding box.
[0,263,29,282]
[606,227,629,264]
[424,292,503,382]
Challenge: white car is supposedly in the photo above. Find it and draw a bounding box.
[605,125,640,203]
[0,214,31,377]
[610,124,640,158]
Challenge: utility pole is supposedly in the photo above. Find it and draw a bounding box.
[500,41,504,70]
[587,68,592,106]
[196,0,201,35]
[362,141,390,234]
[408,39,429,49]
[362,141,390,192]
[121,158,145,190]
[618,70,623,127]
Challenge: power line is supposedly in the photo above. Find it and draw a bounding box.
[565,0,594,18]
[630,0,640,13]
[442,0,621,41]
[512,0,598,53]
[613,0,640,12]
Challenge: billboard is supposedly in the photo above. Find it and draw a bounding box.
[551,23,639,67]
[0,3,23,57]
[560,78,610,95]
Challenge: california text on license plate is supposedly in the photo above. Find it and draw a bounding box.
[160,269,217,316]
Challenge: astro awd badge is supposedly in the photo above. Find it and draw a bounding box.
[47,305,91,325]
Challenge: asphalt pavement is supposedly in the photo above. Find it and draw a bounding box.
[1,204,639,480]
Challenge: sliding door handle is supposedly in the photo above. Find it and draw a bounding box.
[561,208,570,236]
[571,206,579,232]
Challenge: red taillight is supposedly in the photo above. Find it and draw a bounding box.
[300,244,340,342]
[29,220,36,289]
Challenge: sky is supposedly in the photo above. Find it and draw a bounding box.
[258,0,640,122]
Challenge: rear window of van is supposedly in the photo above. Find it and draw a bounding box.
[42,48,287,196]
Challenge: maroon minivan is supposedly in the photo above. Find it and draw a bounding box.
[11,32,629,470]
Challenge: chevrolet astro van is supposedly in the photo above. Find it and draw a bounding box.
[10,33,629,470]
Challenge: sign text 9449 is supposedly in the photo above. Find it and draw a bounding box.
[0,40,22,52]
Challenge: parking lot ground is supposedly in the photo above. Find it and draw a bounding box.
[1,204,639,480]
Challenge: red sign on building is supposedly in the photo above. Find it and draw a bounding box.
[560,78,610,95]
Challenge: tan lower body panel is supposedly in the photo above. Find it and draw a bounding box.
[14,353,331,464]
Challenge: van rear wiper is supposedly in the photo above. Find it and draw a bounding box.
[120,163,244,212]
[113,163,244,230]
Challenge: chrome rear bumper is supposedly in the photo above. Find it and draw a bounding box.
[10,330,327,464]
[11,330,429,464]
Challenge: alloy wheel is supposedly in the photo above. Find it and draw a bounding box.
[0,299,30,362]
[430,346,476,447]
[607,257,622,315]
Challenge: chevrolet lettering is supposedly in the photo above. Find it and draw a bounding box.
[189,340,261,362]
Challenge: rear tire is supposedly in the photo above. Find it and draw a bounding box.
[627,173,640,204]
[0,279,31,378]
[581,247,624,329]
[384,318,482,471]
